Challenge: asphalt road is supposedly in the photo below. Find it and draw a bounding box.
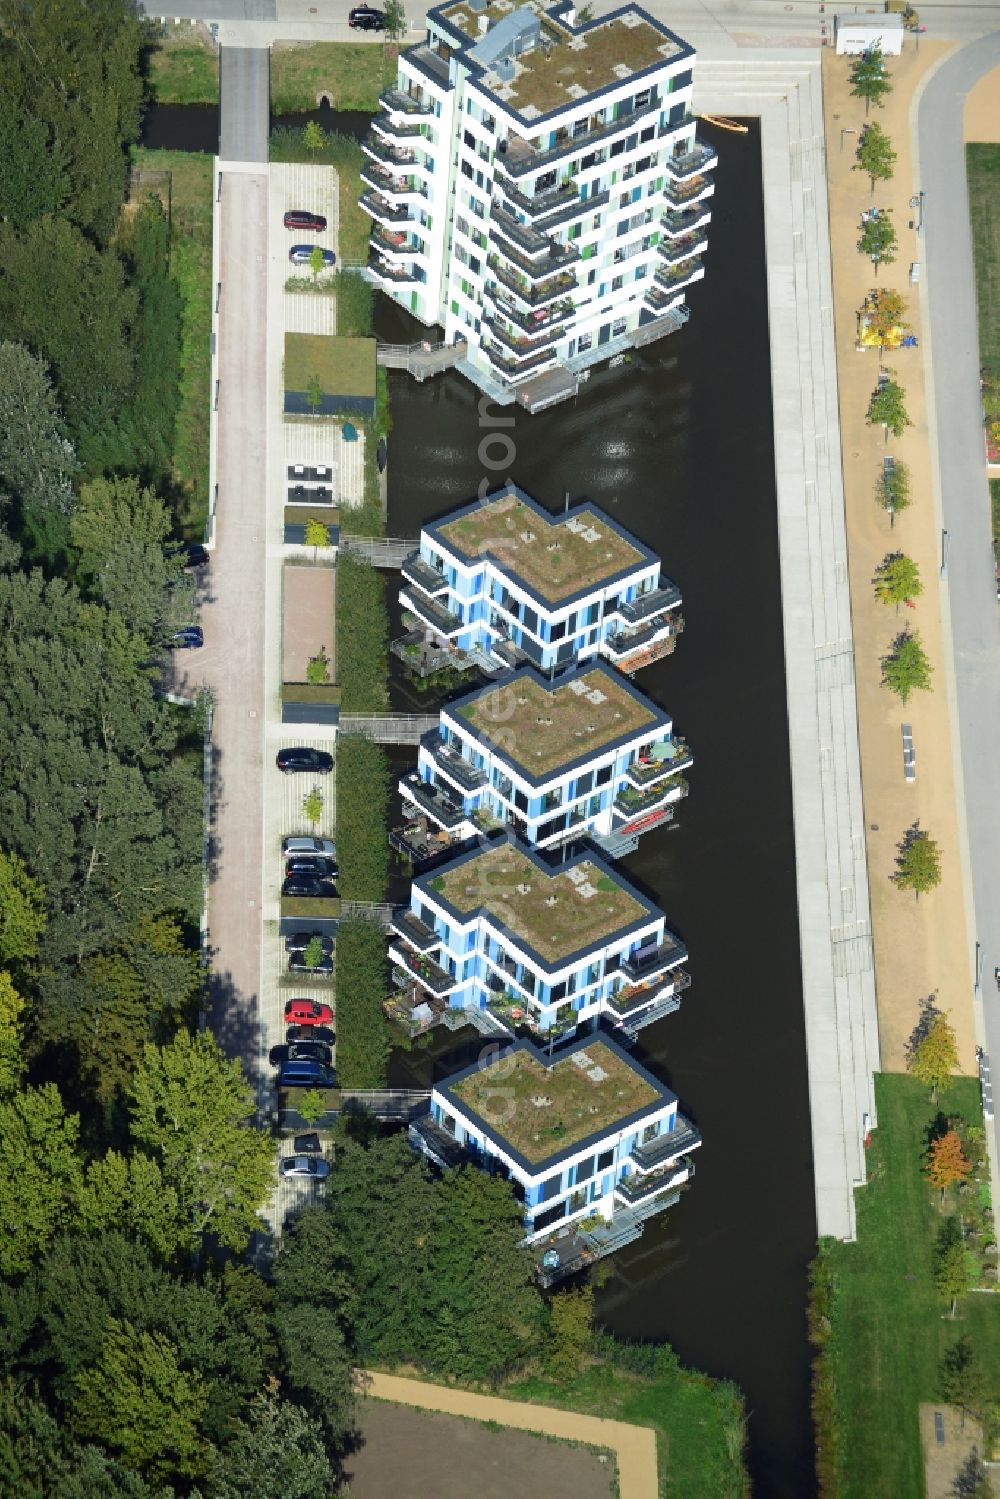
[220,46,270,162]
[917,34,1000,1107]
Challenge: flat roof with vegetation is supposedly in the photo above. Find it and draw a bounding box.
[449,1039,662,1164]
[455,666,659,776]
[284,332,376,398]
[428,842,648,963]
[435,490,646,601]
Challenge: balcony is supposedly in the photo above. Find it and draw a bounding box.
[400,586,463,637]
[626,741,693,788]
[621,938,688,983]
[371,224,424,260]
[380,87,434,116]
[663,174,715,208]
[484,341,559,380]
[368,255,419,287]
[662,205,711,239]
[372,111,425,142]
[409,1114,470,1170]
[360,163,425,200]
[359,191,415,227]
[388,939,458,996]
[390,908,441,952]
[401,551,449,596]
[488,215,579,282]
[424,735,488,792]
[483,315,565,358]
[613,776,688,821]
[494,99,662,181]
[657,231,707,268]
[611,579,683,625]
[399,771,469,832]
[487,255,578,307]
[663,140,718,180]
[604,611,684,665]
[607,969,690,1019]
[631,1115,702,1171]
[654,259,704,295]
[483,287,575,338]
[498,178,579,220]
[362,133,423,171]
[615,1158,693,1206]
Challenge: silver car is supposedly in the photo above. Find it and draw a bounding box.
[279,1154,330,1180]
[282,835,337,857]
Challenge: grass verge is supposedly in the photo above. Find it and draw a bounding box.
[144,25,219,104]
[967,144,1000,372]
[270,41,398,113]
[271,126,371,263]
[131,147,213,538]
[991,478,1000,551]
[814,1072,1000,1498]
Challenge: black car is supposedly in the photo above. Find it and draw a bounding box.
[281,875,337,898]
[289,953,334,975]
[285,856,338,879]
[270,1040,333,1067]
[284,930,335,955]
[349,5,385,28]
[276,747,333,774]
[287,1024,335,1044]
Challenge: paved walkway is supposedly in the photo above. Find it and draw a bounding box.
[220,46,269,164]
[362,1373,659,1499]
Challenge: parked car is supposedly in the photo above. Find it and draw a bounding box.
[277,747,333,774]
[284,998,334,1027]
[288,952,334,975]
[284,929,334,954]
[349,5,385,28]
[277,1060,336,1090]
[285,856,338,879]
[286,1024,334,1044]
[283,210,327,231]
[280,1154,331,1179]
[168,626,203,649]
[282,836,337,857]
[269,1040,333,1067]
[289,245,336,266]
[281,875,337,898]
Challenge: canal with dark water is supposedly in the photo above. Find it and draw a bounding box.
[143,102,816,1496]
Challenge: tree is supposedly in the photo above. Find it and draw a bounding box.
[295,1088,327,1126]
[307,243,327,280]
[306,648,331,685]
[952,1448,992,1498]
[926,1130,972,1202]
[907,1010,958,1100]
[881,628,932,701]
[854,122,896,193]
[892,822,942,899]
[336,737,390,901]
[0,1380,162,1499]
[275,1302,357,1448]
[939,1336,987,1430]
[333,916,390,1088]
[872,552,922,609]
[306,373,323,415]
[0,90,70,228]
[849,44,892,115]
[336,553,389,712]
[868,376,910,438]
[0,974,25,1097]
[383,0,407,42]
[862,287,907,351]
[77,1151,185,1261]
[303,936,327,970]
[304,516,331,561]
[0,846,46,962]
[129,1030,275,1253]
[302,787,324,826]
[934,1216,969,1318]
[302,120,327,160]
[858,211,897,276]
[876,456,910,523]
[545,1285,594,1382]
[0,1084,83,1276]
[0,341,77,561]
[209,1381,337,1499]
[70,1321,209,1484]
[70,476,189,641]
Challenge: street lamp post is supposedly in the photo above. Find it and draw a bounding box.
[975,940,984,997]
[940,528,950,579]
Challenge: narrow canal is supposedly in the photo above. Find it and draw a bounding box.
[378,122,816,1499]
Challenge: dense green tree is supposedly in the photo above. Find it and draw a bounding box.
[0,973,26,1096]
[545,1285,595,1382]
[0,1380,161,1499]
[129,1030,274,1253]
[880,629,932,701]
[273,1204,356,1327]
[939,1336,986,1430]
[335,553,389,712]
[857,211,897,276]
[78,1152,184,1260]
[0,1084,83,1276]
[854,121,896,193]
[335,736,390,901]
[906,1009,958,1099]
[209,1381,337,1499]
[934,1216,969,1319]
[0,846,46,963]
[891,822,942,898]
[872,551,922,608]
[71,475,190,640]
[0,0,145,242]
[70,1320,210,1483]
[333,916,389,1088]
[849,44,892,114]
[112,197,182,482]
[275,1302,357,1447]
[868,376,910,437]
[0,92,70,228]
[0,342,77,561]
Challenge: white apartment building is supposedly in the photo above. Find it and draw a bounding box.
[359,0,716,404]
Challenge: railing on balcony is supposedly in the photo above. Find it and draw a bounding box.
[663,173,714,207]
[380,87,434,116]
[615,1158,693,1205]
[360,162,425,199]
[607,968,690,1016]
[626,742,692,788]
[656,258,704,290]
[399,771,469,831]
[494,99,662,181]
[372,110,424,141]
[487,255,578,307]
[657,231,705,267]
[614,776,688,820]
[363,133,423,170]
[426,737,488,792]
[400,586,463,635]
[612,579,683,624]
[371,224,423,258]
[483,315,565,358]
[664,140,718,179]
[359,191,415,226]
[401,551,449,596]
[483,287,575,337]
[621,939,687,983]
[391,908,441,951]
[409,1114,469,1169]
[497,178,579,220]
[605,611,683,660]
[484,341,558,379]
[488,220,579,282]
[631,1115,702,1171]
[368,255,419,285]
[662,205,711,238]
[390,939,456,996]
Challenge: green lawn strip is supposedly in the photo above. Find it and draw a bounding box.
[145,34,219,103]
[284,332,376,402]
[967,144,1000,371]
[271,128,371,262]
[335,552,389,712]
[821,1073,1000,1499]
[270,41,398,113]
[990,478,1000,550]
[131,147,213,538]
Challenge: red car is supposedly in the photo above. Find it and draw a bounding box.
[284,998,334,1027]
[283,210,327,232]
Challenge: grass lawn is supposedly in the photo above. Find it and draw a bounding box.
[144,26,219,104]
[130,148,213,538]
[991,479,1000,549]
[505,1339,749,1499]
[819,1072,1000,1498]
[968,144,1000,371]
[270,41,398,113]
[284,332,376,400]
[271,127,371,262]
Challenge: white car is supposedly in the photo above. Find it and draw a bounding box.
[279,1155,330,1180]
[282,835,337,857]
